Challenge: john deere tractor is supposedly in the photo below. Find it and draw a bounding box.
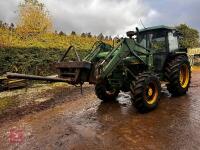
[88,25,191,112]
[7,25,191,113]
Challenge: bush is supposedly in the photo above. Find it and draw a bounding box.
[0,46,96,76]
[0,26,112,76]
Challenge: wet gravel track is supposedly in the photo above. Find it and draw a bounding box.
[0,70,200,150]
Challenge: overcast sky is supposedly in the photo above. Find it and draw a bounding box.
[0,0,199,36]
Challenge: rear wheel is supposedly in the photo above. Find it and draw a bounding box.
[165,55,191,96]
[95,79,119,102]
[130,72,161,112]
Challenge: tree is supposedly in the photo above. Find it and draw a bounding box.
[81,33,86,37]
[59,31,65,36]
[16,0,53,36]
[2,23,9,29]
[9,23,15,31]
[176,24,199,48]
[97,33,104,40]
[71,31,76,36]
[104,36,109,40]
[0,20,3,28]
[86,32,92,38]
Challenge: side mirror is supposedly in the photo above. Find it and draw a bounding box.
[126,31,135,39]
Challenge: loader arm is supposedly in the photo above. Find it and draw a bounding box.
[83,41,104,62]
[99,38,151,79]
[83,41,112,62]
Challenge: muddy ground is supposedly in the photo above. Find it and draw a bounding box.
[0,69,200,150]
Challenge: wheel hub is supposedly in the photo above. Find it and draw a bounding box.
[146,82,159,105]
[148,87,153,97]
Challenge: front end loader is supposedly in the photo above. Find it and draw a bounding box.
[7,25,191,113]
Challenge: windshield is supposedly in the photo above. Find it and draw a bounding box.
[149,31,166,51]
[137,34,147,48]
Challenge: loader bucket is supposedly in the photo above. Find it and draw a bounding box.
[54,61,95,84]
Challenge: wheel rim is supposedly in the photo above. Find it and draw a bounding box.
[146,82,159,105]
[179,64,189,88]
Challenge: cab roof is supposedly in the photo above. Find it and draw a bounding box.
[139,25,176,33]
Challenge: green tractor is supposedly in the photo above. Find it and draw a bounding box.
[85,25,191,112]
[7,25,191,113]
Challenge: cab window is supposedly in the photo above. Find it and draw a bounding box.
[168,32,179,51]
[149,31,166,51]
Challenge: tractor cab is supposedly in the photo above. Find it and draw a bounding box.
[130,26,184,72]
[136,25,181,52]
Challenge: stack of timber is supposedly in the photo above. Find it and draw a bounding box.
[0,77,27,91]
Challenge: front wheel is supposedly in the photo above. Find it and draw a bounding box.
[130,72,161,112]
[95,79,119,102]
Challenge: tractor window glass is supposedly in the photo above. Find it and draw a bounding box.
[168,32,178,51]
[137,34,147,48]
[149,32,166,51]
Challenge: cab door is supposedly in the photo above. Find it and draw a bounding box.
[147,30,168,72]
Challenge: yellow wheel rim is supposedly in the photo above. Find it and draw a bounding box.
[148,87,153,97]
[146,82,159,105]
[180,64,190,88]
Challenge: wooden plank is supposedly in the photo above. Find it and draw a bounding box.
[0,78,27,91]
[7,79,27,89]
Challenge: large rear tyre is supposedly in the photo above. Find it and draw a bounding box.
[95,79,119,102]
[130,72,161,113]
[165,55,191,96]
